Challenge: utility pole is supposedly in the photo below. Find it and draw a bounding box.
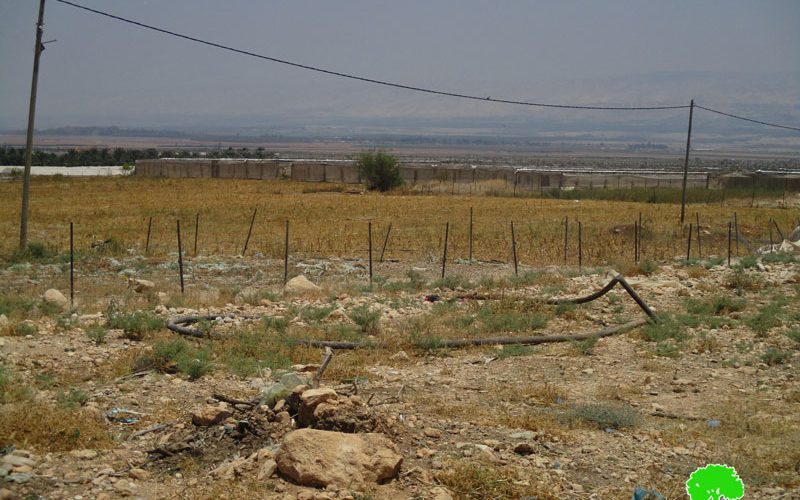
[679,99,694,225]
[19,0,46,251]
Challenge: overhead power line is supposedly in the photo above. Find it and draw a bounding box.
[51,0,800,132]
[53,0,687,111]
[695,105,800,132]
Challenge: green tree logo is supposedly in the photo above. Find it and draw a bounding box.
[686,464,744,500]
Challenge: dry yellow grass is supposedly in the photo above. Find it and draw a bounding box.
[0,176,794,268]
[0,402,112,452]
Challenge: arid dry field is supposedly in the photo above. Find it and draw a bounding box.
[1,176,799,499]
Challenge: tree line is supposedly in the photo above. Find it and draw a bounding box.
[0,147,275,166]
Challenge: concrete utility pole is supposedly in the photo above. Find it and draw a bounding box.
[19,0,46,251]
[679,99,694,225]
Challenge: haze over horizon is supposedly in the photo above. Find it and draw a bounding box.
[1,0,799,141]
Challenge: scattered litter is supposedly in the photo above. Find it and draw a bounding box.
[106,407,145,425]
[424,294,440,302]
[707,419,721,429]
[632,485,665,500]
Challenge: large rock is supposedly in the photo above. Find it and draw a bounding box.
[131,279,155,293]
[276,429,402,488]
[191,404,232,426]
[298,388,338,426]
[284,275,321,295]
[43,289,69,310]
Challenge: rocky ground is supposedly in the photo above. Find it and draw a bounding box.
[1,249,798,499]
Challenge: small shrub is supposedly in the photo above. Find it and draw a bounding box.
[220,330,292,377]
[761,347,790,366]
[477,307,548,334]
[725,269,764,292]
[0,364,29,403]
[554,302,576,318]
[640,316,686,342]
[57,387,89,408]
[177,351,212,380]
[6,322,38,337]
[349,305,380,334]
[409,326,444,351]
[355,150,403,192]
[787,328,800,345]
[743,299,785,336]
[564,403,639,430]
[509,270,544,287]
[495,344,535,359]
[153,338,212,380]
[685,296,746,316]
[431,274,475,290]
[703,256,726,269]
[737,255,758,269]
[262,315,291,333]
[299,305,335,322]
[85,325,108,345]
[383,269,427,292]
[638,259,659,276]
[9,242,54,263]
[325,323,363,342]
[107,309,165,340]
[762,252,797,264]
[0,294,36,319]
[571,335,598,355]
[655,341,682,358]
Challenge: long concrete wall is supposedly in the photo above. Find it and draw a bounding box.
[134,159,798,192]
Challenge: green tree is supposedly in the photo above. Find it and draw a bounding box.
[355,150,403,192]
[686,464,744,500]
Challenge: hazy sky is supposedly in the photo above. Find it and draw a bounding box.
[1,0,798,129]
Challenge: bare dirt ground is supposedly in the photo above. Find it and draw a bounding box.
[1,250,798,499]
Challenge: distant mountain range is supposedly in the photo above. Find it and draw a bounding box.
[3,71,798,150]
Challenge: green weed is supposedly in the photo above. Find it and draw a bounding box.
[106,308,165,340]
[85,325,108,345]
[563,403,639,430]
[761,347,791,366]
[349,305,381,334]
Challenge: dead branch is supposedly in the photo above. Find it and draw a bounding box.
[313,346,334,388]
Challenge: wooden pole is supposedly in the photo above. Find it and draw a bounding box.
[145,216,152,253]
[511,221,518,276]
[379,223,392,263]
[563,216,569,265]
[772,219,785,242]
[242,208,257,256]
[177,220,184,294]
[193,212,199,256]
[283,220,289,285]
[368,221,373,286]
[441,222,449,279]
[727,221,732,267]
[686,223,693,263]
[69,221,74,309]
[734,212,740,256]
[18,0,46,251]
[634,220,639,264]
[468,206,473,261]
[578,221,583,271]
[679,99,694,224]
[695,212,702,259]
[638,212,643,262]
